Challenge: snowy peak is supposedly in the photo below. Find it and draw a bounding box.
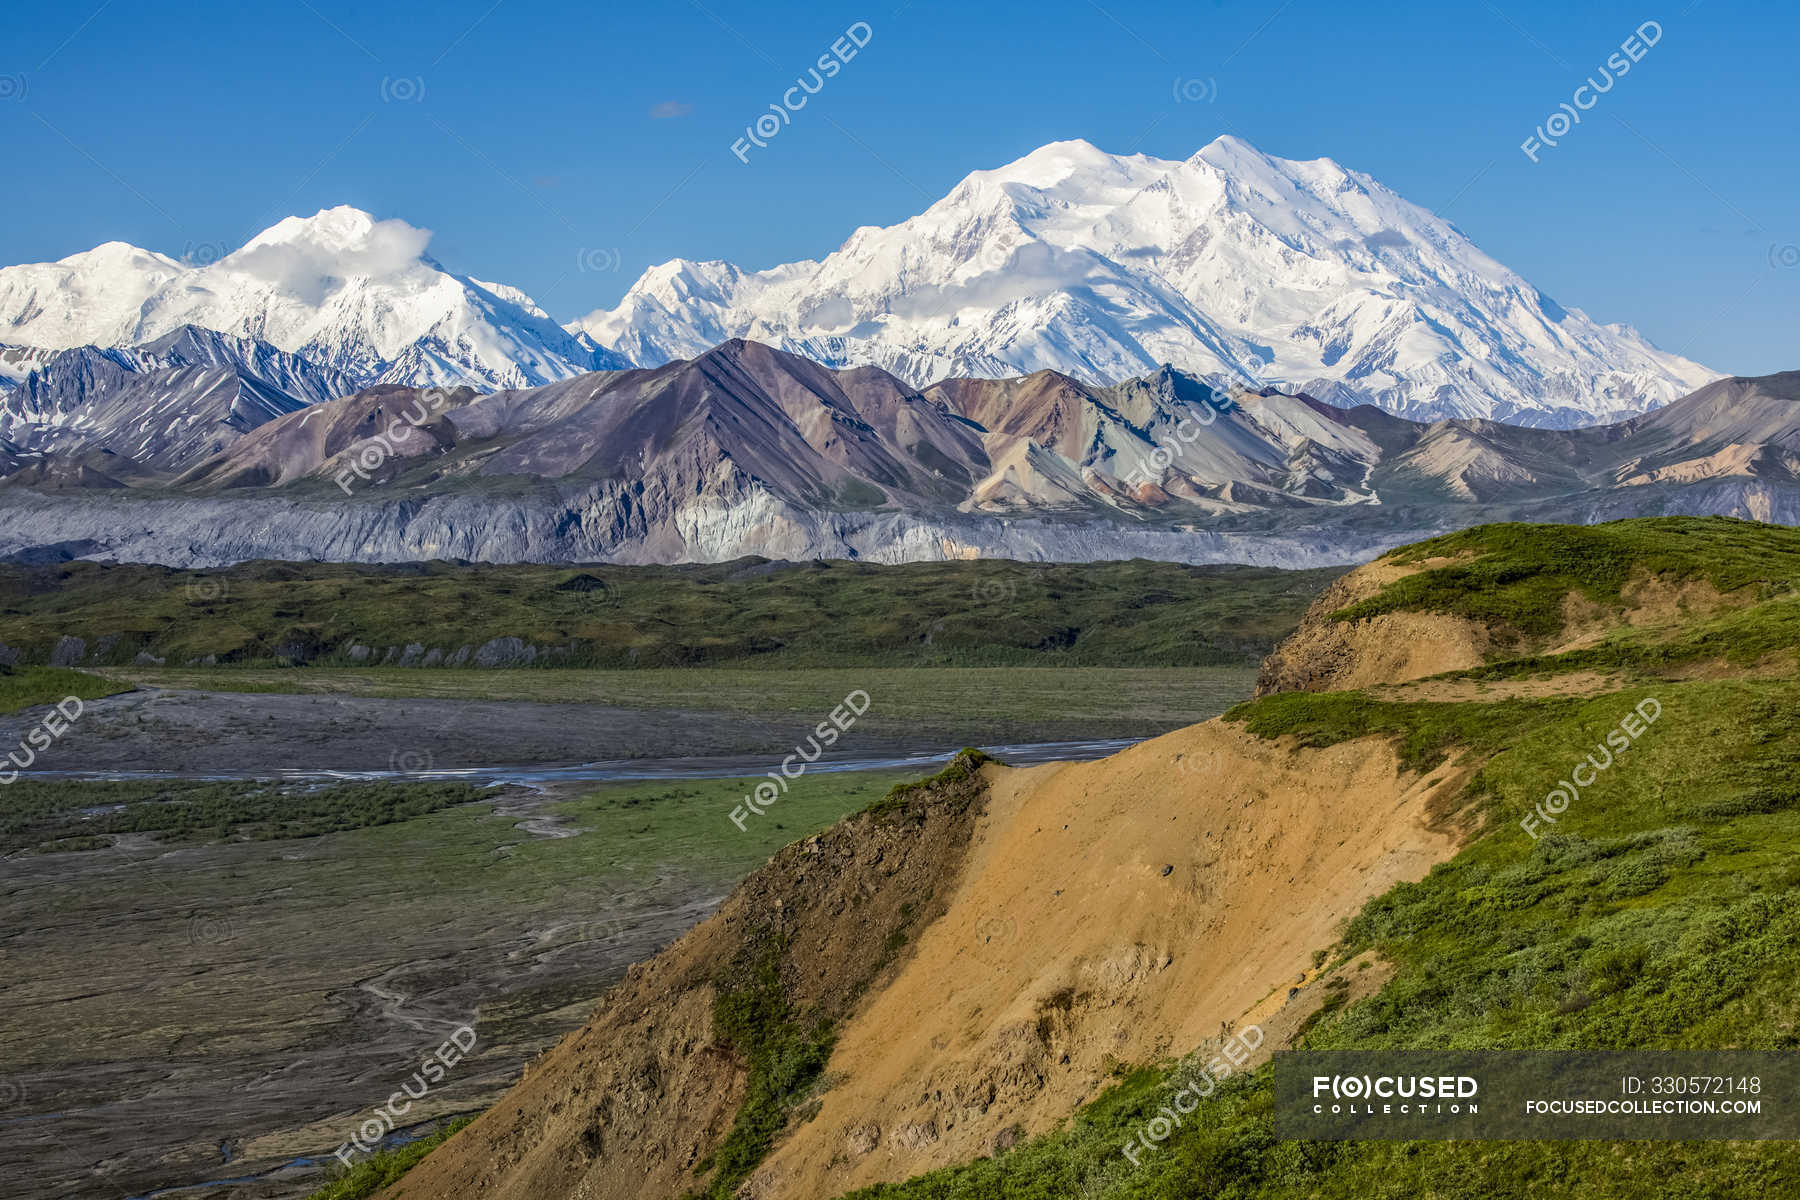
[221,208,438,308]
[951,139,1174,237]
[57,240,184,273]
[238,205,406,252]
[0,140,1725,427]
[579,137,1718,427]
[0,208,612,393]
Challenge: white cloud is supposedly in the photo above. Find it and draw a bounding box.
[226,216,434,305]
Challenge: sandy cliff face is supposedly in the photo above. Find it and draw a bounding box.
[739,725,1463,1196]
[1252,555,1492,696]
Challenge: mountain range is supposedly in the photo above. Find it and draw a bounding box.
[0,138,1716,430]
[0,136,1776,568]
[0,326,360,481]
[577,137,1718,426]
[0,207,624,394]
[0,337,1792,568]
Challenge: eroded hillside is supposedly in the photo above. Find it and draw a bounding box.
[383,726,1467,1200]
[368,517,1800,1200]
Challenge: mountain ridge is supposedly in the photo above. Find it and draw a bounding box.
[0,325,369,478]
[0,340,1792,568]
[579,136,1718,426]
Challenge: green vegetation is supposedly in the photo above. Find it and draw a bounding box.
[0,664,130,714]
[1225,691,1583,775]
[0,557,1334,668]
[866,748,995,816]
[4,768,911,867]
[1458,590,1800,684]
[0,778,498,853]
[554,772,911,876]
[1322,687,1800,1057]
[303,1118,474,1200]
[842,520,1800,1199]
[102,664,1252,720]
[692,937,837,1200]
[1333,517,1800,639]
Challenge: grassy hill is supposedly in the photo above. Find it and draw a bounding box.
[0,558,1336,670]
[303,518,1800,1200]
[0,664,131,714]
[833,518,1800,1198]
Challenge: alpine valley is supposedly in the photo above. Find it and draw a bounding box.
[0,136,1780,569]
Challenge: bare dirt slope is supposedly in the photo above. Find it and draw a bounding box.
[1253,554,1490,695]
[742,724,1464,1196]
[383,719,1466,1199]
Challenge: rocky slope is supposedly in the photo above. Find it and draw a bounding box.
[0,343,59,392]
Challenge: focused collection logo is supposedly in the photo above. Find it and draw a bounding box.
[1311,1073,1480,1115]
[1277,1050,1795,1141]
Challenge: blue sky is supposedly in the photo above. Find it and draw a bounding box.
[1,0,1792,374]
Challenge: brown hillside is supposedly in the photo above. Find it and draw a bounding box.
[741,723,1464,1196]
[383,762,991,1200]
[1253,554,1489,696]
[384,716,1468,1199]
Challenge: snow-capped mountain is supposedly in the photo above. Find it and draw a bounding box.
[0,207,624,393]
[577,137,1718,427]
[0,140,1725,426]
[0,326,358,475]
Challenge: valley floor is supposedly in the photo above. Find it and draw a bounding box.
[43,667,1254,774]
[0,667,1253,1200]
[1,775,874,1200]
